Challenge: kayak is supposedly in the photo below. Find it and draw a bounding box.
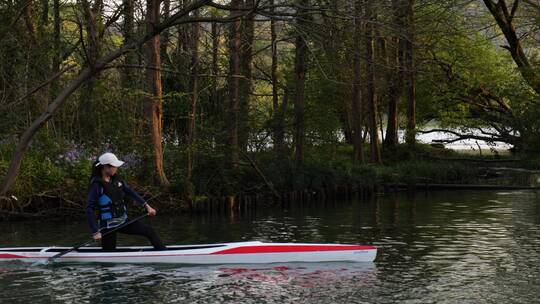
[0,241,376,264]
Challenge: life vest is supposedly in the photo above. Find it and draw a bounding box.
[91,175,127,221]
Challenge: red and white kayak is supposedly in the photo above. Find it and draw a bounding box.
[0,241,376,264]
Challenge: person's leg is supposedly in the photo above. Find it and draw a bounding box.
[118,220,167,250]
[101,230,117,252]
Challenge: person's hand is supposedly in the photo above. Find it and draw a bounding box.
[93,232,102,240]
[145,204,157,216]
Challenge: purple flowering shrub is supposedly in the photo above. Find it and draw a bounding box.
[0,137,145,200]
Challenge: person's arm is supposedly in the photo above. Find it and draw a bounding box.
[122,181,157,216]
[85,183,101,235]
[122,181,147,206]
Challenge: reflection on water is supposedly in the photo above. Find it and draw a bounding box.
[0,262,376,304]
[1,190,540,303]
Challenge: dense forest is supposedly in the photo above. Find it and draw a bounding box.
[0,0,539,215]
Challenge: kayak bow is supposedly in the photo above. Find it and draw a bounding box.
[0,241,376,264]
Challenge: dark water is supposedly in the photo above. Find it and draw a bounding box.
[1,190,540,303]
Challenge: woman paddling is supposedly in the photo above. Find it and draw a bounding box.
[85,152,167,251]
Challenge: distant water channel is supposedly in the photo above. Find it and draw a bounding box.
[1,190,539,303]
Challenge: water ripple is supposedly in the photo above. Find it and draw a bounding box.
[1,190,540,303]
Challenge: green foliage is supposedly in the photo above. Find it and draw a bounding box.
[3,0,540,213]
[0,141,86,200]
[415,2,539,152]
[417,30,523,127]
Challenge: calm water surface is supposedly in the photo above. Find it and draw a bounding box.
[1,190,539,303]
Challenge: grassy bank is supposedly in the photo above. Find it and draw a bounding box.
[0,139,534,218]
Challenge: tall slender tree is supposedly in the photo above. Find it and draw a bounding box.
[228,0,242,166]
[270,0,284,154]
[351,0,364,164]
[121,0,136,86]
[226,0,243,208]
[144,0,169,186]
[294,0,309,167]
[404,0,416,146]
[211,19,220,118]
[186,8,200,180]
[239,0,255,150]
[364,0,381,163]
[384,0,405,149]
[80,0,104,140]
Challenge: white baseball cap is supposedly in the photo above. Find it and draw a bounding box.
[95,152,125,167]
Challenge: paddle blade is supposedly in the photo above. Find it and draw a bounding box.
[31,259,50,266]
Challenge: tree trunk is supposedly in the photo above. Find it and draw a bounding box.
[121,0,136,86]
[228,0,242,167]
[294,0,309,167]
[278,90,289,153]
[226,0,243,209]
[238,0,255,151]
[351,0,364,164]
[270,0,284,154]
[404,0,416,146]
[81,0,103,141]
[35,0,52,125]
[211,20,220,118]
[49,0,62,135]
[52,0,61,88]
[364,1,381,163]
[482,0,540,94]
[384,0,405,149]
[186,9,200,180]
[144,0,169,186]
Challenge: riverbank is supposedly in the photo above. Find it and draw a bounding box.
[1,141,539,220]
